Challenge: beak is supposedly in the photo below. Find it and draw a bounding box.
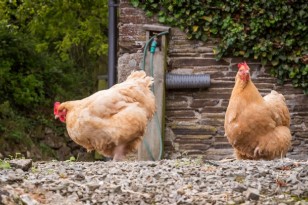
[245,70,250,74]
[55,115,59,119]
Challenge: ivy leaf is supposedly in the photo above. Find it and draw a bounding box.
[201,34,208,41]
[195,31,202,38]
[203,27,210,31]
[158,11,164,16]
[158,16,166,23]
[261,58,267,66]
[167,17,174,23]
[187,33,193,39]
[292,78,299,86]
[131,0,139,7]
[151,3,158,9]
[213,47,220,55]
[302,66,308,75]
[168,5,173,12]
[202,16,212,22]
[244,52,250,58]
[145,11,153,17]
[210,28,218,34]
[289,71,297,79]
[193,26,199,32]
[299,10,305,17]
[279,55,286,61]
[174,13,181,19]
[271,59,279,66]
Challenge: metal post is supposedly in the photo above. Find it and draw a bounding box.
[108,0,117,88]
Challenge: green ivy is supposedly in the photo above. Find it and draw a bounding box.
[131,0,308,94]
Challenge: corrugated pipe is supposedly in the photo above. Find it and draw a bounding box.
[166,73,211,89]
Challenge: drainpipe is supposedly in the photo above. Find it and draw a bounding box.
[108,0,117,88]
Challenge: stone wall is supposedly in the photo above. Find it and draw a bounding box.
[0,126,94,161]
[118,0,308,160]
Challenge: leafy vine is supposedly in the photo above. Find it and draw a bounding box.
[131,0,308,93]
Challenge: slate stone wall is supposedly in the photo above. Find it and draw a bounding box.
[118,0,308,160]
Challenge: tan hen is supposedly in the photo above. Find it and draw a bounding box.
[224,62,291,160]
[54,71,156,161]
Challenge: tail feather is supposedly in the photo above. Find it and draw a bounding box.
[257,126,292,160]
[263,90,290,126]
[126,70,154,88]
[117,70,156,119]
[126,70,146,79]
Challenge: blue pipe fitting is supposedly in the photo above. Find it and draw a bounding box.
[150,38,158,53]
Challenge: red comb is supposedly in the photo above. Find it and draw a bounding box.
[238,62,249,69]
[54,102,61,115]
[54,102,61,108]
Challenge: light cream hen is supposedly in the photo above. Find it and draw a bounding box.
[224,62,291,160]
[54,71,156,161]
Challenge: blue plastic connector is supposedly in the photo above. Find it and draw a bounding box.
[150,38,158,53]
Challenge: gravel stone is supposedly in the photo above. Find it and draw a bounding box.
[233,184,247,193]
[0,158,307,204]
[245,187,260,200]
[20,194,40,205]
[9,159,32,171]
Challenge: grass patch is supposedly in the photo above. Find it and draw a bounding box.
[0,159,11,169]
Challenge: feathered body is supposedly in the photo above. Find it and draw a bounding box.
[54,71,156,160]
[224,62,291,160]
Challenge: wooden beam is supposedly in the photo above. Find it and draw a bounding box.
[138,29,168,161]
[143,24,170,32]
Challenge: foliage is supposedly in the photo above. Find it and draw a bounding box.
[0,20,66,149]
[0,0,108,158]
[0,21,48,109]
[8,152,25,160]
[66,156,77,162]
[1,0,108,62]
[0,159,11,169]
[131,0,308,93]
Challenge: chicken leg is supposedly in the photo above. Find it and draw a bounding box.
[113,144,126,161]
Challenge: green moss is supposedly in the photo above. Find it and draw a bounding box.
[291,196,308,202]
[0,159,11,169]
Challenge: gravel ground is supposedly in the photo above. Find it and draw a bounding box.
[0,158,307,205]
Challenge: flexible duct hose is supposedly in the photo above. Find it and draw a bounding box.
[166,73,210,89]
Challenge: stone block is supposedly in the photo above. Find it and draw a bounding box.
[9,159,32,171]
[172,125,217,135]
[191,99,220,108]
[172,58,229,68]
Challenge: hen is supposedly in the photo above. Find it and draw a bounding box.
[54,71,156,161]
[224,62,291,160]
